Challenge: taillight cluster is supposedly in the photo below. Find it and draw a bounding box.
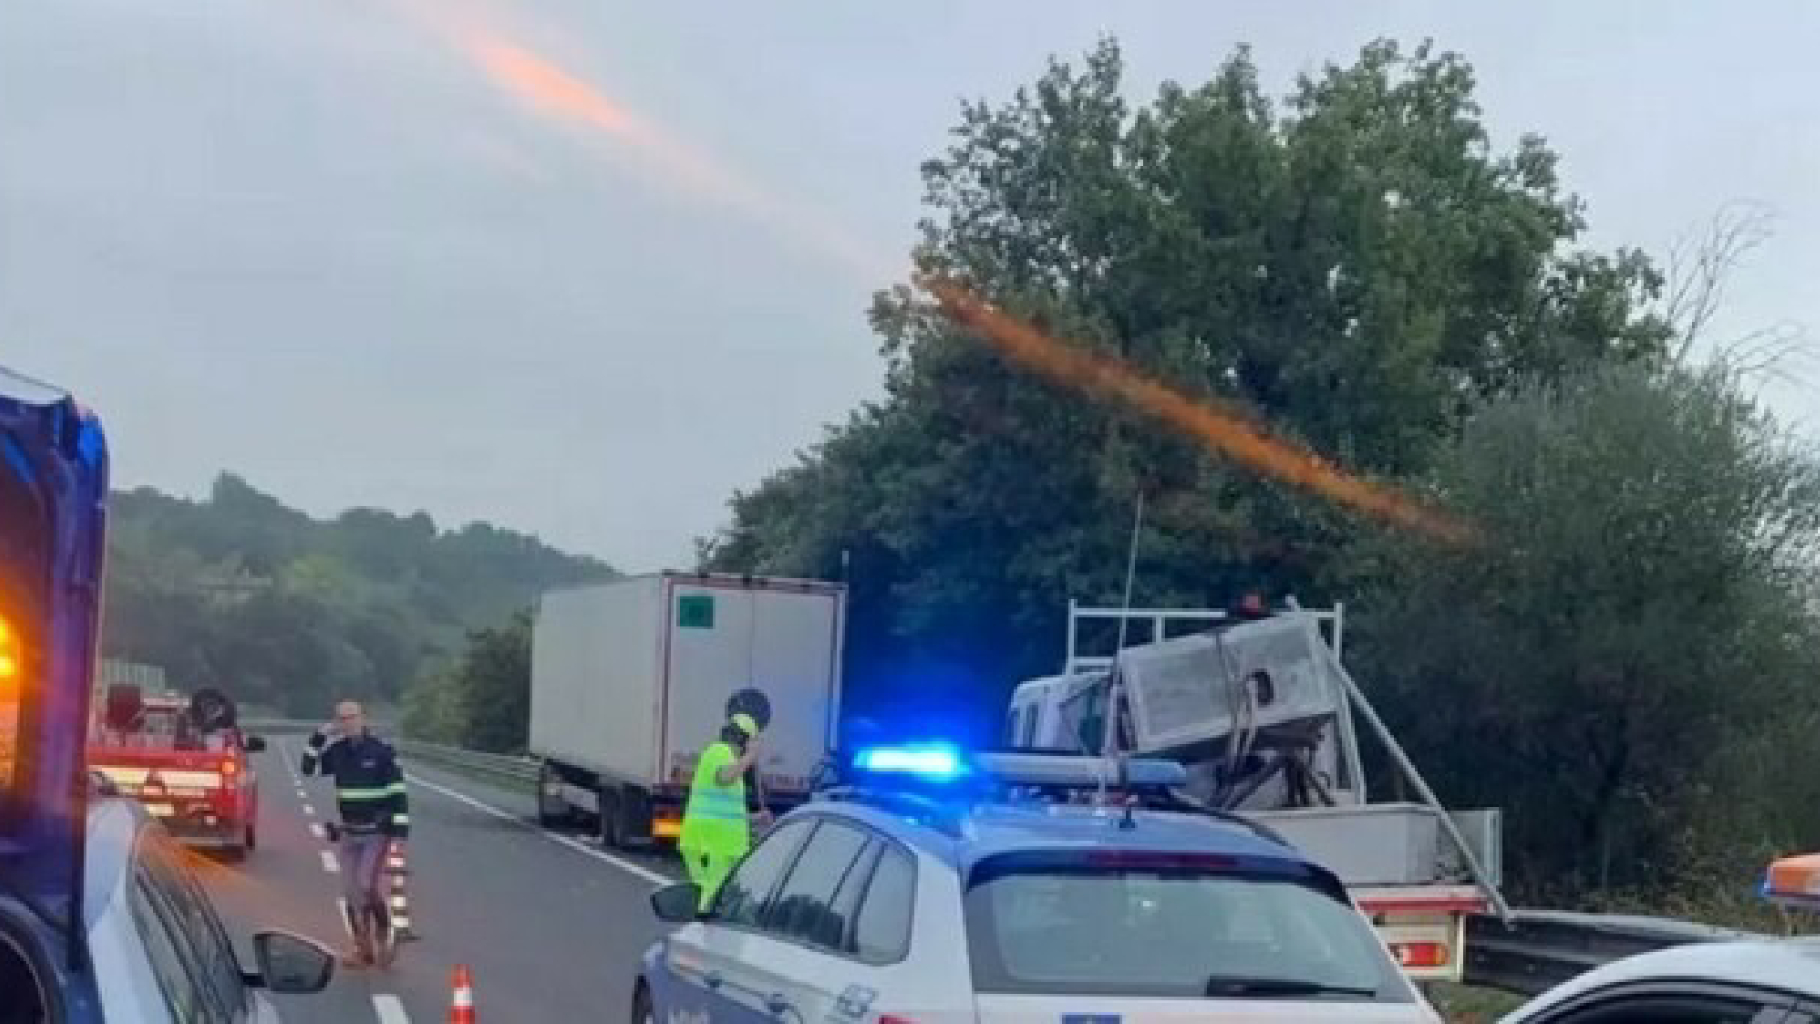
[1388,941,1450,969]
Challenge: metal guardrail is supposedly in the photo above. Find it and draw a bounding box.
[1463,909,1764,996]
[240,719,539,786]
[394,738,539,785]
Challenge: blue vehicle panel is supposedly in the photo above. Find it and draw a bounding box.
[0,365,110,1021]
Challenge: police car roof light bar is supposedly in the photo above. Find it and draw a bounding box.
[853,742,967,781]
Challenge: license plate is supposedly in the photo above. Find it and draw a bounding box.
[145,803,175,817]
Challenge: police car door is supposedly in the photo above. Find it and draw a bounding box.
[662,818,814,1024]
[708,819,879,1024]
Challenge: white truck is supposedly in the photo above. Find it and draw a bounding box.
[1007,600,1508,984]
[530,573,846,847]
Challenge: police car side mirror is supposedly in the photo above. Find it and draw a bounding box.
[243,735,268,753]
[651,882,703,923]
[248,930,335,994]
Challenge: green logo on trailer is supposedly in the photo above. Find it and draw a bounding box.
[678,594,715,629]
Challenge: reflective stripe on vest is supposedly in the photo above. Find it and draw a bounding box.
[688,790,747,821]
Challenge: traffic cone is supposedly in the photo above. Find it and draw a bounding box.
[386,839,416,940]
[449,964,475,1023]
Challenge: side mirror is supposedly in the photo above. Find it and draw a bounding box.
[650,882,703,923]
[247,930,334,994]
[243,735,268,753]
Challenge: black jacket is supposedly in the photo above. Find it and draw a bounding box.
[301,731,410,839]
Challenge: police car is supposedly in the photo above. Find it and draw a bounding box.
[637,744,1441,1023]
[1497,853,1820,1023]
[1498,939,1820,1023]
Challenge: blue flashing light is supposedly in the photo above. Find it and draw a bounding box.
[853,742,968,782]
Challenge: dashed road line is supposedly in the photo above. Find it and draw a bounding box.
[372,994,411,1024]
[335,897,353,937]
[320,850,340,874]
[302,804,315,816]
[309,822,327,840]
[405,772,673,886]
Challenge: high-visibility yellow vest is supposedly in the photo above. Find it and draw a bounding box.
[679,741,748,852]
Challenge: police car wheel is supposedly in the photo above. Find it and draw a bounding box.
[632,982,654,1024]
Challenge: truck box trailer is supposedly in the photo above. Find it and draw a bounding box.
[530,573,845,847]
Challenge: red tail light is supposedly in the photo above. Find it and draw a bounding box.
[220,760,238,777]
[1389,941,1450,969]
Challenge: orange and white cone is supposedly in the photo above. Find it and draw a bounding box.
[449,964,475,1023]
[386,839,416,940]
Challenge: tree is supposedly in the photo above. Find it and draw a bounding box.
[704,38,1669,723]
[404,611,534,753]
[100,476,612,713]
[1353,364,1820,898]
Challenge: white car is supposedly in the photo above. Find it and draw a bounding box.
[637,748,1443,1024]
[1501,938,1820,1024]
[2,789,338,1022]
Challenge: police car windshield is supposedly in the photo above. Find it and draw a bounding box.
[964,853,1411,1002]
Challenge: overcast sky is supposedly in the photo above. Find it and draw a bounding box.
[3,1,1816,570]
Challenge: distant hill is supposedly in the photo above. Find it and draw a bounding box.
[101,473,615,716]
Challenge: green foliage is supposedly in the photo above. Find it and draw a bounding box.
[102,473,612,717]
[702,38,1669,731]
[1353,365,1820,898]
[402,612,534,753]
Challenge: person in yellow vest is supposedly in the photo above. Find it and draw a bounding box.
[679,712,764,910]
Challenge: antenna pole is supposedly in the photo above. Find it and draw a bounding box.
[1101,491,1145,777]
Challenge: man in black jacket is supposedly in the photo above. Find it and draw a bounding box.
[301,700,409,966]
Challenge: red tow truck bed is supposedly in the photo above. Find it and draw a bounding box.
[87,697,261,857]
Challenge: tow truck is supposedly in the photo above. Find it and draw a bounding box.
[1007,599,1509,984]
[86,683,266,859]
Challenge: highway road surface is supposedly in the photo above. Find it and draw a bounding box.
[191,739,678,1023]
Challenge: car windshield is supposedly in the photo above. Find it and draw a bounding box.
[964,853,1411,1002]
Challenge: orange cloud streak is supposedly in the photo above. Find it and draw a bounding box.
[924,279,1473,544]
[448,28,890,282]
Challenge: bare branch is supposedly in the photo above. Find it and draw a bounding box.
[1665,202,1777,363]
[1719,321,1815,386]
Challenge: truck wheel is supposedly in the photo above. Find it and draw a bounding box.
[598,788,623,848]
[632,982,654,1024]
[244,821,257,851]
[537,764,571,829]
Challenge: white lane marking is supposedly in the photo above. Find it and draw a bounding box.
[302,804,315,817]
[405,772,672,886]
[320,850,340,874]
[373,994,411,1024]
[335,897,353,937]
[309,823,326,840]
